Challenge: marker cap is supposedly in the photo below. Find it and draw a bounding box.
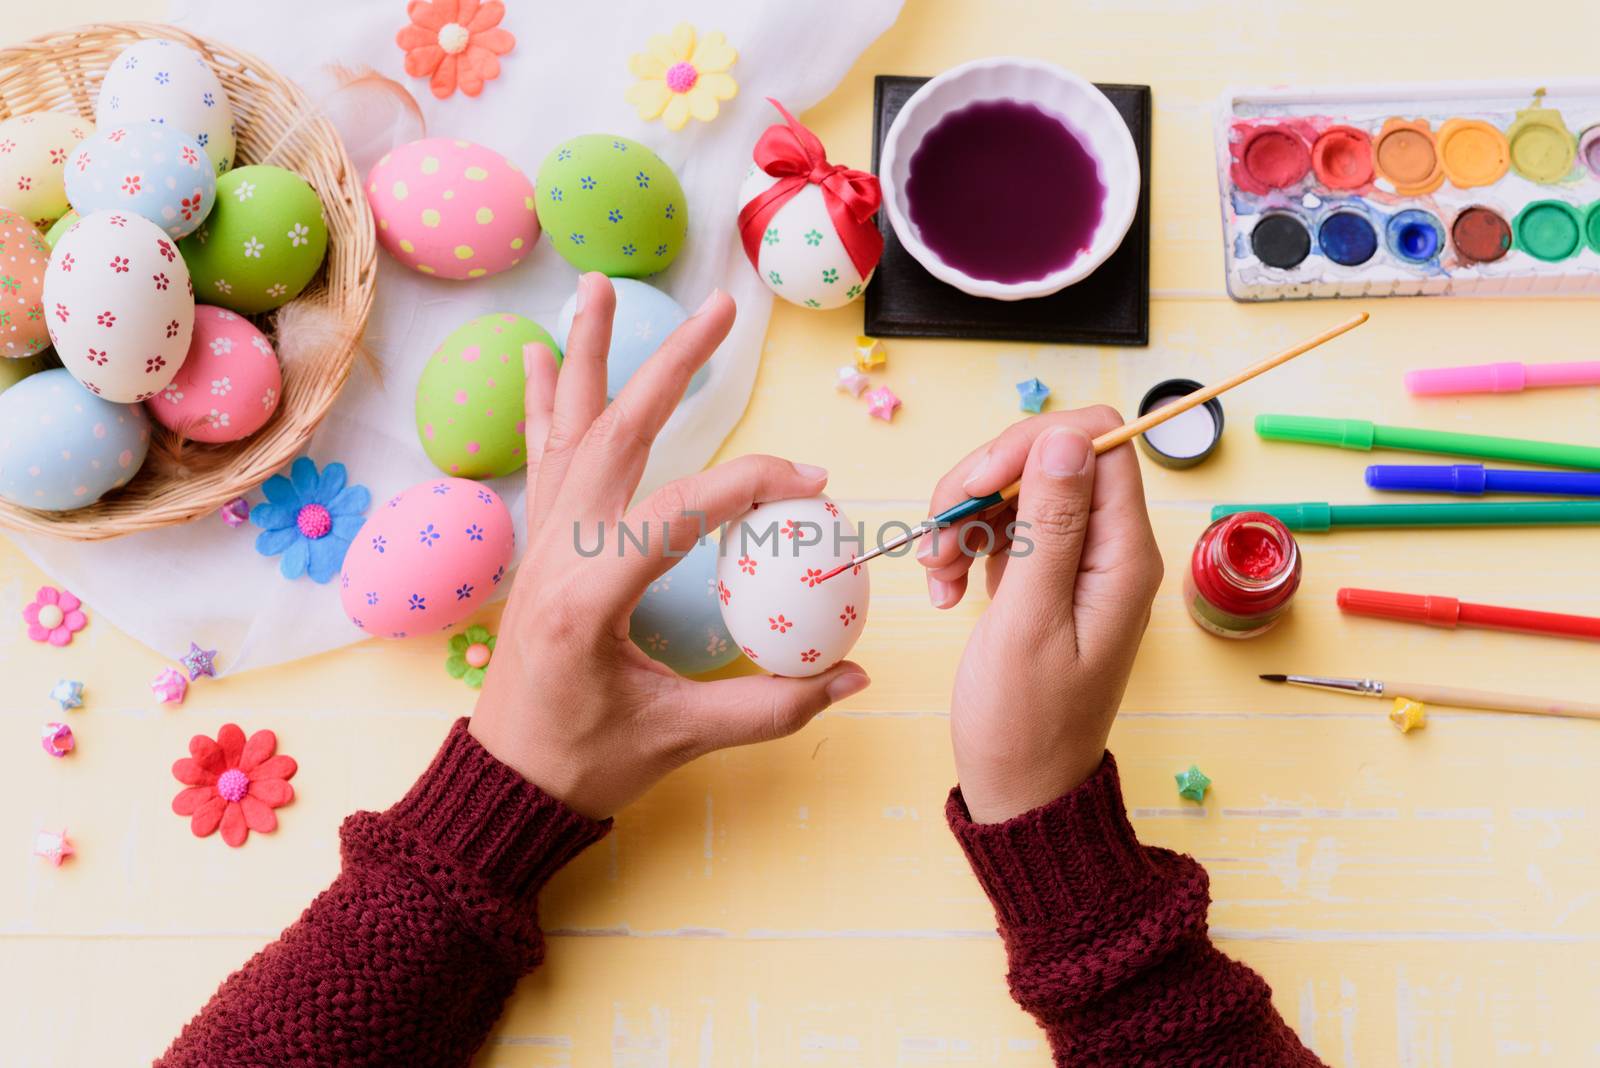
[1404,362,1526,396]
[1255,414,1375,450]
[1365,464,1487,494]
[1338,587,1461,627]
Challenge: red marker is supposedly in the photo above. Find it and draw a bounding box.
[1337,588,1600,642]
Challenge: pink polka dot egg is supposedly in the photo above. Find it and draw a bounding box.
[339,477,515,639]
[144,305,281,443]
[368,137,538,280]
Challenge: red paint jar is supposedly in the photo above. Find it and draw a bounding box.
[1184,511,1302,639]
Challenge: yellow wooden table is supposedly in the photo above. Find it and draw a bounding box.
[7,2,1600,1063]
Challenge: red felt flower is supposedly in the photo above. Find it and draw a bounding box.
[396,0,515,100]
[171,724,297,848]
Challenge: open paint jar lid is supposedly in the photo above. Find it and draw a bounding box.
[1137,378,1224,468]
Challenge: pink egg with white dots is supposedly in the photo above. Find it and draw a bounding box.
[339,477,515,639]
[367,137,539,280]
[144,305,281,443]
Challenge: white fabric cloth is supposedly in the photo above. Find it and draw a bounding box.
[12,0,902,673]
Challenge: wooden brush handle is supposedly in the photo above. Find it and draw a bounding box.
[1394,682,1600,720]
[996,313,1369,503]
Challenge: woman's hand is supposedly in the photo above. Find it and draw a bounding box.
[917,407,1163,823]
[470,273,870,818]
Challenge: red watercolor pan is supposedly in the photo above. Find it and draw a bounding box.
[1311,125,1374,188]
[1236,125,1312,194]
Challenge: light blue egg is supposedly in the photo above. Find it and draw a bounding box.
[556,277,708,399]
[629,537,740,676]
[0,369,150,511]
[65,120,215,239]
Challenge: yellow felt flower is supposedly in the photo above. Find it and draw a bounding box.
[626,24,738,131]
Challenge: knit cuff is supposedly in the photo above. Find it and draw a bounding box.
[946,752,1161,930]
[385,718,611,908]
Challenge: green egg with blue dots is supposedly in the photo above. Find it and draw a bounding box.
[534,134,687,277]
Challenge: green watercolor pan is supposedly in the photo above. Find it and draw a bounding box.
[1216,80,1600,301]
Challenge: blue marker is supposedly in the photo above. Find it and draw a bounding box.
[1365,464,1600,497]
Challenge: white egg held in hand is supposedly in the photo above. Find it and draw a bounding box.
[96,39,236,175]
[716,495,869,677]
[738,165,874,311]
[44,210,195,403]
[0,368,150,511]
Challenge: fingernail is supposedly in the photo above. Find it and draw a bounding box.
[929,576,956,609]
[825,671,870,702]
[961,450,992,493]
[916,533,938,562]
[573,274,590,315]
[522,342,537,377]
[1041,428,1092,478]
[793,462,827,480]
[693,289,722,317]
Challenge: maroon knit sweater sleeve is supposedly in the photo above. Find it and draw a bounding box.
[157,718,609,1068]
[947,752,1326,1067]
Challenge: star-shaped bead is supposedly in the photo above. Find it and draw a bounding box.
[1175,764,1211,803]
[33,829,74,866]
[220,497,251,527]
[151,668,188,705]
[1389,698,1427,734]
[49,679,84,712]
[865,386,901,422]
[180,641,219,680]
[1016,377,1051,414]
[854,335,887,373]
[835,365,869,397]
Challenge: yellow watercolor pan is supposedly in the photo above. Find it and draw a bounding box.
[1436,119,1509,188]
[1507,105,1578,182]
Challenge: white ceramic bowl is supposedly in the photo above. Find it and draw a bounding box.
[880,57,1141,301]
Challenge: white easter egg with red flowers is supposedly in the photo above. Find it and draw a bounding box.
[145,304,279,443]
[716,494,870,677]
[339,478,516,639]
[43,210,194,403]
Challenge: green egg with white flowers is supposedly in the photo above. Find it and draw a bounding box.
[534,134,687,277]
[415,312,562,478]
[179,165,328,314]
[43,210,78,249]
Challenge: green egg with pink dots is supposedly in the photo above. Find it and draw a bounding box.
[534,134,687,277]
[415,312,562,479]
[179,165,328,314]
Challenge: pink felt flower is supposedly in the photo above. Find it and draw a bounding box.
[171,724,297,848]
[397,0,515,100]
[22,586,87,646]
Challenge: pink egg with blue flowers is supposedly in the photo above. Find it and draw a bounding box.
[367,137,539,280]
[339,477,515,639]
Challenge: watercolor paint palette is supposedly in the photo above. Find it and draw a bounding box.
[1215,81,1600,301]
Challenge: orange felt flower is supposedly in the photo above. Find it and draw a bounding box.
[396,0,515,100]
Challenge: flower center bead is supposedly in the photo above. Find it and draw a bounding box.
[438,22,470,54]
[665,61,699,94]
[37,604,64,629]
[465,642,492,669]
[296,503,332,539]
[216,768,249,803]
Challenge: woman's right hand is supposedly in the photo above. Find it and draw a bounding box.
[916,407,1164,823]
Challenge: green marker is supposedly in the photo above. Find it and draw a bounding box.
[1257,414,1600,470]
[1211,500,1600,531]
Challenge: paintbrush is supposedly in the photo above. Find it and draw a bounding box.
[1260,673,1600,721]
[817,312,1370,582]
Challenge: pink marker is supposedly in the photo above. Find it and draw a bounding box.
[1405,360,1600,396]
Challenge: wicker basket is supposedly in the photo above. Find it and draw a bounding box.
[0,21,375,541]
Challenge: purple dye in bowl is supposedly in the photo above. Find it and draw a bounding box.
[905,98,1106,285]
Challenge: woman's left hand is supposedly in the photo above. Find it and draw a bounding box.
[469,273,870,819]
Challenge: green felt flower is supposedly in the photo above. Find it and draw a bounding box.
[445,625,497,689]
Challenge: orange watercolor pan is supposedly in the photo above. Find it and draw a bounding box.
[1374,118,1445,196]
[1437,119,1510,188]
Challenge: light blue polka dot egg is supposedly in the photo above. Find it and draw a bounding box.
[556,277,708,399]
[0,368,151,511]
[65,120,216,239]
[629,537,740,676]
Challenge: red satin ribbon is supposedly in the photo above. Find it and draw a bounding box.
[737,99,883,281]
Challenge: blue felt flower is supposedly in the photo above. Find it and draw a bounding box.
[250,458,371,583]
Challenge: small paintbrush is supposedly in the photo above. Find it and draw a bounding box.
[817,312,1370,582]
[1260,673,1600,720]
